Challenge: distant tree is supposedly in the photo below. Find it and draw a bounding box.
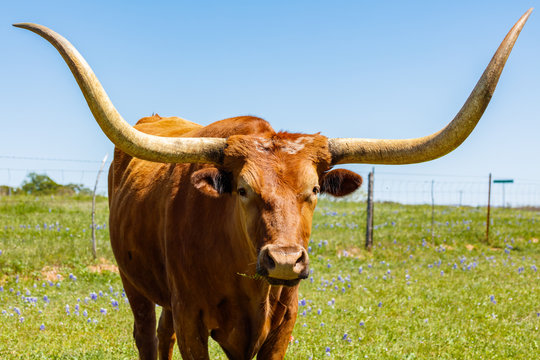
[19,173,93,195]
[21,172,60,194]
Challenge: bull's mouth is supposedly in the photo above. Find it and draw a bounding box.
[257,269,309,287]
[265,276,302,287]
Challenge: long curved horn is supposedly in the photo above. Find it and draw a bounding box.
[329,8,532,165]
[13,23,226,165]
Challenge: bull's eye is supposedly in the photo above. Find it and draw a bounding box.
[312,185,320,195]
[237,188,247,197]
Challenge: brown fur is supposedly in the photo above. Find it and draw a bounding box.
[108,114,361,359]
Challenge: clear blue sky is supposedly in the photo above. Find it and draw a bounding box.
[1,1,539,195]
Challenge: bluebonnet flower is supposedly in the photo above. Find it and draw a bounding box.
[299,299,307,306]
[378,302,382,308]
[325,346,331,353]
[111,299,119,308]
[69,274,77,281]
[13,307,21,316]
[317,309,322,315]
[83,310,88,317]
[39,324,45,331]
[90,292,98,300]
[100,308,107,315]
[359,321,365,326]
[490,295,496,304]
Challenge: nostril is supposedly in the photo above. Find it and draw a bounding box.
[296,251,306,265]
[264,251,276,270]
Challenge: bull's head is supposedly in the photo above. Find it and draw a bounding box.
[14,9,531,286]
[191,132,363,285]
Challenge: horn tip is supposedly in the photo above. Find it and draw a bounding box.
[12,23,35,30]
[521,8,533,21]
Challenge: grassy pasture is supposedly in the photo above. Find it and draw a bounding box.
[0,195,539,359]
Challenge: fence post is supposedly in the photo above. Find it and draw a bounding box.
[431,180,435,243]
[92,154,108,259]
[365,168,374,251]
[486,173,492,244]
[7,169,12,196]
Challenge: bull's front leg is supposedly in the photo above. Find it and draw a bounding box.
[171,301,210,360]
[256,287,299,360]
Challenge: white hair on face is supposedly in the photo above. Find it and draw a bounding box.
[280,137,314,155]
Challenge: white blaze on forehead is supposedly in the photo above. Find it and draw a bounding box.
[253,137,273,153]
[281,137,314,155]
[253,136,315,155]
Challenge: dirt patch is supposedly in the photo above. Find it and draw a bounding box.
[531,238,539,243]
[465,244,475,251]
[88,258,119,274]
[41,266,64,281]
[340,247,369,260]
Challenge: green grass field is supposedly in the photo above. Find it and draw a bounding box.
[0,195,539,359]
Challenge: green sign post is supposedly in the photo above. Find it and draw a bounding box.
[493,179,514,207]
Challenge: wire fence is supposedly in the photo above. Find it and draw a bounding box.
[0,156,111,195]
[1,156,540,208]
[372,173,540,208]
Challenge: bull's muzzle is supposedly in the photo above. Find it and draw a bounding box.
[256,244,309,286]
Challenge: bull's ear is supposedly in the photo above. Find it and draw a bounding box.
[320,169,362,197]
[191,167,232,198]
